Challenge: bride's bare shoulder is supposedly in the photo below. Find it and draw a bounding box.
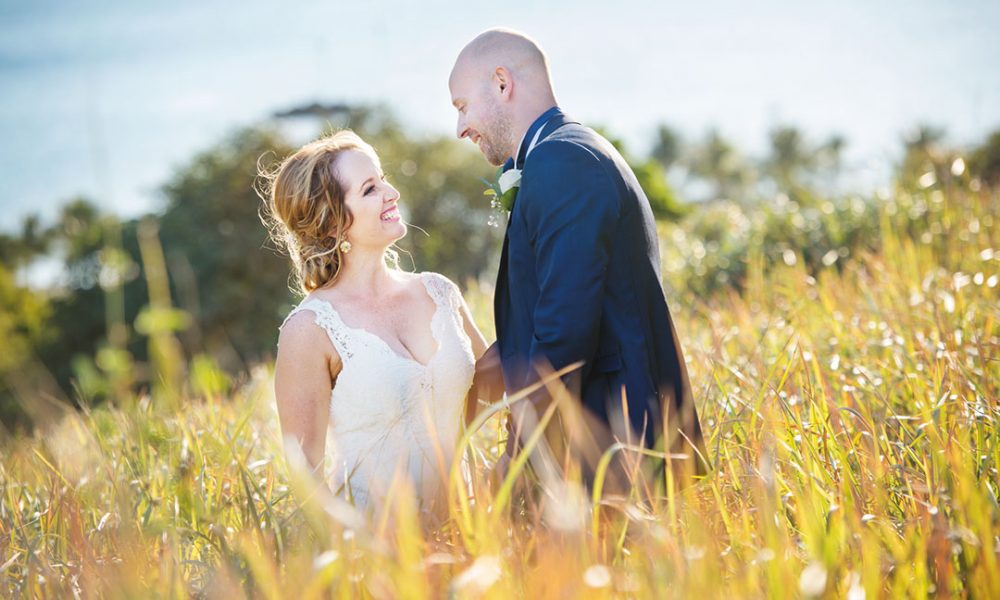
[278,309,327,348]
[277,298,338,353]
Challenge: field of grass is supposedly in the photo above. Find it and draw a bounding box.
[2,184,998,598]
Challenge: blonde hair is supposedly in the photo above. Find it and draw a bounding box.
[259,130,375,294]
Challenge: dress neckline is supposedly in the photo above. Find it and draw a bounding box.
[303,273,444,370]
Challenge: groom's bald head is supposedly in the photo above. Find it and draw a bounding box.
[450,28,553,94]
[449,28,558,165]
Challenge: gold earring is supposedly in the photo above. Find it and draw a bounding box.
[339,240,352,254]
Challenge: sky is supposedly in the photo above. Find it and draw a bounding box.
[2,0,999,231]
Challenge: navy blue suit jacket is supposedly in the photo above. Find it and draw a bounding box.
[494,107,707,469]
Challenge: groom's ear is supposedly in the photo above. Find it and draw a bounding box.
[493,67,513,99]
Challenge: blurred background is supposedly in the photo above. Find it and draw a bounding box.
[2,0,999,430]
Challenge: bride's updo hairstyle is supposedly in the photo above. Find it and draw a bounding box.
[260,130,375,294]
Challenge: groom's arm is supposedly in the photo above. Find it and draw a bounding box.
[516,140,619,398]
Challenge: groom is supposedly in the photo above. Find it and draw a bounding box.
[450,29,709,484]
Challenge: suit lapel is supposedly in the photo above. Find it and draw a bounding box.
[495,157,515,334]
[494,108,577,349]
[494,229,510,333]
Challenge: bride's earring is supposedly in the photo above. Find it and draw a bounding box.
[339,240,352,254]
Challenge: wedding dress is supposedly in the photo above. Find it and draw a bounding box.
[281,272,475,512]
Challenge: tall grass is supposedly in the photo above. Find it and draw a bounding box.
[1,184,997,598]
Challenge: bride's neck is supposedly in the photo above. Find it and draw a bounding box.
[334,246,396,297]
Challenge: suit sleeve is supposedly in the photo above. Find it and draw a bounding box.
[516,140,620,392]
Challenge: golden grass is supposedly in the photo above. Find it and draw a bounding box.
[1,185,998,598]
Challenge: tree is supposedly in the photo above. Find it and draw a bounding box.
[686,129,756,203]
[0,215,53,277]
[157,127,297,372]
[970,130,1000,187]
[31,199,142,408]
[762,125,847,202]
[651,124,682,170]
[765,125,815,190]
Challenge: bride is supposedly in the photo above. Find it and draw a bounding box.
[261,131,489,515]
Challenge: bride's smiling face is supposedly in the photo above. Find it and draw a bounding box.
[336,149,406,249]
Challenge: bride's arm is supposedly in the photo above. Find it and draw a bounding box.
[458,296,488,361]
[274,311,342,475]
[458,296,504,424]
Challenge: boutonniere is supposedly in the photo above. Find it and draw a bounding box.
[483,167,520,227]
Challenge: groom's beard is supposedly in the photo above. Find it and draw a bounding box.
[481,105,515,167]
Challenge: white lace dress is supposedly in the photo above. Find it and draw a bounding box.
[280,272,475,512]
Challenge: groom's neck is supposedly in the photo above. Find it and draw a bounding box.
[509,99,558,160]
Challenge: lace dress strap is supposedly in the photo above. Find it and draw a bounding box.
[280,299,356,361]
[420,272,462,312]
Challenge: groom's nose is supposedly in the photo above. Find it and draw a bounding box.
[456,117,468,140]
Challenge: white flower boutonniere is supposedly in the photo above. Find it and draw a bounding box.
[483,167,521,227]
[498,168,521,197]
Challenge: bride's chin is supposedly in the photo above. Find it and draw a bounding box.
[391,222,408,240]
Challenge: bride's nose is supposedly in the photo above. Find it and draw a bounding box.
[384,182,400,202]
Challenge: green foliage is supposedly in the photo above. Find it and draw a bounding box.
[970,130,1000,186]
[190,353,231,400]
[659,185,982,298]
[157,127,298,372]
[660,127,1000,298]
[0,264,52,430]
[0,215,50,268]
[631,158,688,220]
[32,203,144,411]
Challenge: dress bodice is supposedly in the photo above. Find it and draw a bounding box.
[280,272,475,512]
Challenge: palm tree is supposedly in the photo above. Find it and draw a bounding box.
[687,129,755,203]
[651,124,682,170]
[765,125,815,191]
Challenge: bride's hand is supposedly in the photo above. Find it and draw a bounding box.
[466,342,504,425]
[475,343,504,394]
